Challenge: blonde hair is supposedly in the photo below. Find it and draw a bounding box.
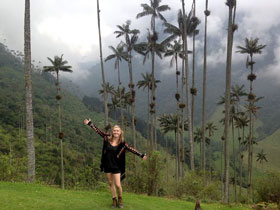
[108,125,124,144]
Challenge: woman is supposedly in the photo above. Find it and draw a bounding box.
[84,119,147,208]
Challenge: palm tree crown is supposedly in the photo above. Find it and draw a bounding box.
[236,38,266,57]
[43,55,73,77]
[136,0,170,31]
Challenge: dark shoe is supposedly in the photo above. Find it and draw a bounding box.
[118,197,123,209]
[112,197,117,208]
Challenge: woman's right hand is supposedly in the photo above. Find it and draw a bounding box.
[84,119,90,125]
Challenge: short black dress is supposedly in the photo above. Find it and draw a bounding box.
[103,143,121,174]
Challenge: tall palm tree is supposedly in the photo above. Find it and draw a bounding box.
[201,0,211,177]
[114,20,140,149]
[97,0,109,129]
[181,0,196,171]
[223,0,237,203]
[235,112,249,198]
[136,0,170,149]
[194,127,210,166]
[137,72,160,148]
[43,54,73,189]
[164,40,183,176]
[231,84,247,201]
[24,0,35,182]
[163,9,199,174]
[206,122,217,180]
[159,114,188,183]
[136,29,165,150]
[105,43,128,129]
[236,38,266,202]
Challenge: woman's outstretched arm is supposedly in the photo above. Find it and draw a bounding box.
[123,143,147,160]
[84,119,110,138]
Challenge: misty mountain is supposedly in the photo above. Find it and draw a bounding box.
[74,34,280,139]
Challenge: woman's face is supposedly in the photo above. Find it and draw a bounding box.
[113,126,121,138]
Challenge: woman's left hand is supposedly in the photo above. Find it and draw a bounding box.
[142,155,147,160]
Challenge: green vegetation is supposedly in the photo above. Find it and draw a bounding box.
[0,182,252,210]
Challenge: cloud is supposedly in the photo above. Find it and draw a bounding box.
[0,0,279,83]
[263,36,280,84]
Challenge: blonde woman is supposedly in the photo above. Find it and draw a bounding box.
[84,119,147,208]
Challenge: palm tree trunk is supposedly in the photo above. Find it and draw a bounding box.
[24,0,35,183]
[181,42,185,176]
[128,54,137,149]
[202,0,209,177]
[56,72,64,190]
[147,89,151,150]
[117,63,124,129]
[165,134,169,185]
[175,131,178,184]
[239,126,245,199]
[97,0,109,128]
[221,139,224,201]
[175,57,181,178]
[181,0,194,171]
[151,47,155,151]
[223,2,235,203]
[191,0,196,170]
[232,119,237,202]
[248,54,254,203]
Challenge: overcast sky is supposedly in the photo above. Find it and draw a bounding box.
[0,0,280,83]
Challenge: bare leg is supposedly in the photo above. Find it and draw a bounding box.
[106,173,116,198]
[112,173,122,197]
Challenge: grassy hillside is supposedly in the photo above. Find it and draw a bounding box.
[244,128,280,177]
[0,182,251,210]
[0,43,147,188]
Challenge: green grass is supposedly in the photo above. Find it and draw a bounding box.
[0,182,251,210]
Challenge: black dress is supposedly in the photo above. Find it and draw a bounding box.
[86,121,145,180]
[103,142,121,174]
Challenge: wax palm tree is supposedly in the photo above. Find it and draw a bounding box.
[108,95,119,120]
[206,122,217,180]
[237,38,266,202]
[201,0,211,177]
[114,20,140,148]
[99,82,115,97]
[164,40,183,176]
[43,54,73,189]
[105,43,128,129]
[137,72,160,148]
[194,127,210,168]
[231,84,247,200]
[158,114,188,182]
[136,0,170,150]
[256,150,268,165]
[136,29,165,150]
[235,112,249,198]
[180,0,201,171]
[111,86,126,126]
[219,93,239,201]
[223,0,237,203]
[24,0,35,182]
[163,7,199,173]
[136,0,170,34]
[137,72,152,141]
[97,0,109,128]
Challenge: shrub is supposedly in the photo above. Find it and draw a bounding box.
[255,171,280,204]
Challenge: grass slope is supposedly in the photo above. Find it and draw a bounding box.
[0,182,251,210]
[244,128,280,175]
